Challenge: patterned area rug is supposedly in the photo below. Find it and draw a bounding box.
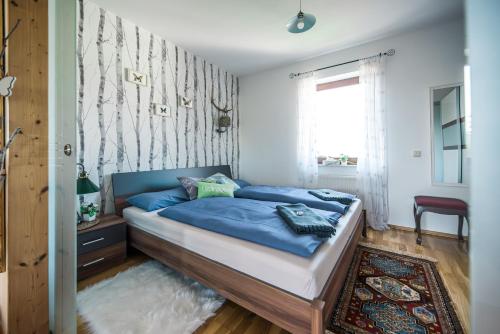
[328,245,463,334]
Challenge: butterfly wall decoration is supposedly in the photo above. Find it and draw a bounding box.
[178,95,193,109]
[125,68,148,86]
[154,103,171,117]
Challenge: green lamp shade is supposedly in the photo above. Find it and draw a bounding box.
[77,176,100,195]
[287,11,316,33]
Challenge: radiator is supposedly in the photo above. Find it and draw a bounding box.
[318,175,359,195]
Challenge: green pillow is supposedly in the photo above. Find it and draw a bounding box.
[197,181,235,199]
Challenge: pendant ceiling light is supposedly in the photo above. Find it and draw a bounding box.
[287,0,316,33]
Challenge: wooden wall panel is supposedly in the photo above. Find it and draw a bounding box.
[0,0,5,330]
[0,1,8,331]
[0,0,49,332]
[0,0,5,276]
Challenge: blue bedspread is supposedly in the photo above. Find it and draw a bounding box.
[234,185,350,215]
[158,197,340,257]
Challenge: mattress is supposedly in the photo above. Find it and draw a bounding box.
[123,199,362,300]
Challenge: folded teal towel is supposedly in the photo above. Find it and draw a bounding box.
[276,203,336,238]
[308,189,356,205]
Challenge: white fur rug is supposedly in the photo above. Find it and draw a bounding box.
[77,260,225,334]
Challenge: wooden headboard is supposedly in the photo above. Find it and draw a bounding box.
[111,165,232,216]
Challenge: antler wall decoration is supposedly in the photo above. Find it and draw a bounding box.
[211,99,232,133]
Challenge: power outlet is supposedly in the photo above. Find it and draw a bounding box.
[412,150,422,158]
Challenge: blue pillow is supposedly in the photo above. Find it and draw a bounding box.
[127,187,189,211]
[234,179,251,188]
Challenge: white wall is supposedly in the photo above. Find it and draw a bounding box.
[240,19,468,235]
[467,0,500,331]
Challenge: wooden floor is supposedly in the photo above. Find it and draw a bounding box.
[77,228,469,334]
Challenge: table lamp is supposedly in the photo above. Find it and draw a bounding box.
[77,163,100,230]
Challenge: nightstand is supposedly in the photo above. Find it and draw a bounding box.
[77,214,127,281]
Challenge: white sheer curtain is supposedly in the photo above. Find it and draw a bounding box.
[296,73,318,187]
[357,57,389,230]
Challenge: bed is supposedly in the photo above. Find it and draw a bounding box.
[112,165,365,334]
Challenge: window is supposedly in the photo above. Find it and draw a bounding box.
[315,73,363,165]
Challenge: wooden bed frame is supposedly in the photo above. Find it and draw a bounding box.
[112,166,365,334]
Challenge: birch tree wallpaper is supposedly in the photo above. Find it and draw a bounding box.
[77,0,240,213]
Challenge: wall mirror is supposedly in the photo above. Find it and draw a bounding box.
[431,83,470,186]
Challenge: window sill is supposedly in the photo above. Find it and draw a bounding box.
[319,165,357,177]
[319,164,357,168]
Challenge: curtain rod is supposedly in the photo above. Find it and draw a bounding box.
[289,48,396,79]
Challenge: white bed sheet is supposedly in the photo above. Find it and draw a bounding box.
[123,199,362,300]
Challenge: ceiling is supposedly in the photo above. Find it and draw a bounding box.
[92,0,463,75]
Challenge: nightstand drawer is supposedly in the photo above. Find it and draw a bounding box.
[77,223,126,255]
[77,242,126,280]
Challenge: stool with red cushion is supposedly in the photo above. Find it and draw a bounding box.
[413,196,469,245]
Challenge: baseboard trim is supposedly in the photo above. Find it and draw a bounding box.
[388,224,468,240]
